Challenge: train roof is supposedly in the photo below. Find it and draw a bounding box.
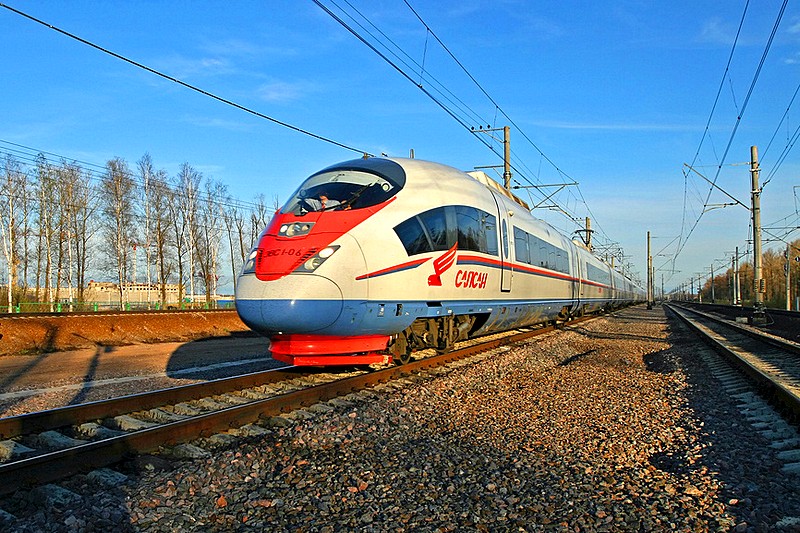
[465,170,530,210]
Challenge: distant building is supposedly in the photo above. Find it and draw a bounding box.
[81,280,184,306]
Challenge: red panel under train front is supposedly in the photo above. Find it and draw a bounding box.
[268,334,392,366]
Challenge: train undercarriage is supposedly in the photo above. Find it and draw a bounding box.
[271,302,628,367]
[388,314,478,365]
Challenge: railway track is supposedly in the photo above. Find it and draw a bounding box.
[678,301,800,345]
[665,303,800,473]
[0,316,590,496]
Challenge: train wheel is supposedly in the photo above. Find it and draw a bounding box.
[395,350,412,365]
[391,331,413,365]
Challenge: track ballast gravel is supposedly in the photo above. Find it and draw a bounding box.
[3,305,799,532]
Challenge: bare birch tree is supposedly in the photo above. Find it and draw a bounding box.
[64,163,96,304]
[0,155,25,311]
[34,154,57,310]
[99,157,135,307]
[17,163,32,300]
[222,202,244,293]
[176,163,201,306]
[138,153,156,308]
[195,179,226,304]
[167,184,186,306]
[248,193,270,249]
[54,162,76,310]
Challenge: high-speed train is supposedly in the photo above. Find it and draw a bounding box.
[235,157,645,366]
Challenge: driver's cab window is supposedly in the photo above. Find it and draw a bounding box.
[282,169,401,215]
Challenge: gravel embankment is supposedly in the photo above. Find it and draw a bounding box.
[3,305,799,532]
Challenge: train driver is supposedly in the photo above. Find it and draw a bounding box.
[304,191,341,211]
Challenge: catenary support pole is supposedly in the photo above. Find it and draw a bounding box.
[751,146,767,325]
[647,231,653,309]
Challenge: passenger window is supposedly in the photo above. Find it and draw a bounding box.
[484,214,498,255]
[501,220,509,258]
[419,208,449,251]
[394,205,499,257]
[394,217,433,255]
[513,227,529,264]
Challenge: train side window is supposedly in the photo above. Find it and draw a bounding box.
[455,206,497,255]
[513,227,529,264]
[484,214,498,255]
[586,263,612,285]
[556,249,568,274]
[501,219,509,258]
[394,207,448,255]
[419,208,449,251]
[547,245,556,271]
[394,217,433,256]
[455,206,479,252]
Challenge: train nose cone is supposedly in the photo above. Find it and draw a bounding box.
[235,273,343,334]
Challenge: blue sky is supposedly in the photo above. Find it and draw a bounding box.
[2,0,800,293]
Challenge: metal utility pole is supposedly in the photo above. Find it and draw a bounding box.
[734,246,741,306]
[503,125,512,190]
[472,125,513,191]
[585,218,592,251]
[647,231,653,309]
[786,244,792,311]
[651,260,656,302]
[698,274,703,303]
[750,146,767,325]
[710,263,715,303]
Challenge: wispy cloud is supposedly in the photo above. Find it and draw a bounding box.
[255,80,316,103]
[698,18,736,46]
[532,120,701,132]
[152,54,235,79]
[785,52,800,65]
[199,38,300,62]
[182,115,252,132]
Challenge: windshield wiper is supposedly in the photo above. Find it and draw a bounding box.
[341,183,374,209]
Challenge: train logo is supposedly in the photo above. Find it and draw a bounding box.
[427,243,458,286]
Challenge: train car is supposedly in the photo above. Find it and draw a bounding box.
[235,157,644,366]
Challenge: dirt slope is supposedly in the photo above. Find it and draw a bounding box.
[0,310,253,356]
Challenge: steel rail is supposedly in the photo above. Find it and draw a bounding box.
[0,368,307,439]
[665,303,800,420]
[0,315,595,495]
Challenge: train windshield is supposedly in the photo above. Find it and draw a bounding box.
[282,160,405,215]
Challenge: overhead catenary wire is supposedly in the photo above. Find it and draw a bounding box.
[0,152,272,245]
[316,0,624,263]
[669,0,788,288]
[398,0,617,253]
[0,144,280,229]
[0,140,275,215]
[6,1,624,268]
[4,0,552,217]
[674,0,749,277]
[333,0,488,131]
[0,2,372,158]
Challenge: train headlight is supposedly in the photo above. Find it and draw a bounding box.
[304,257,323,271]
[241,248,259,274]
[298,245,339,272]
[279,222,314,237]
